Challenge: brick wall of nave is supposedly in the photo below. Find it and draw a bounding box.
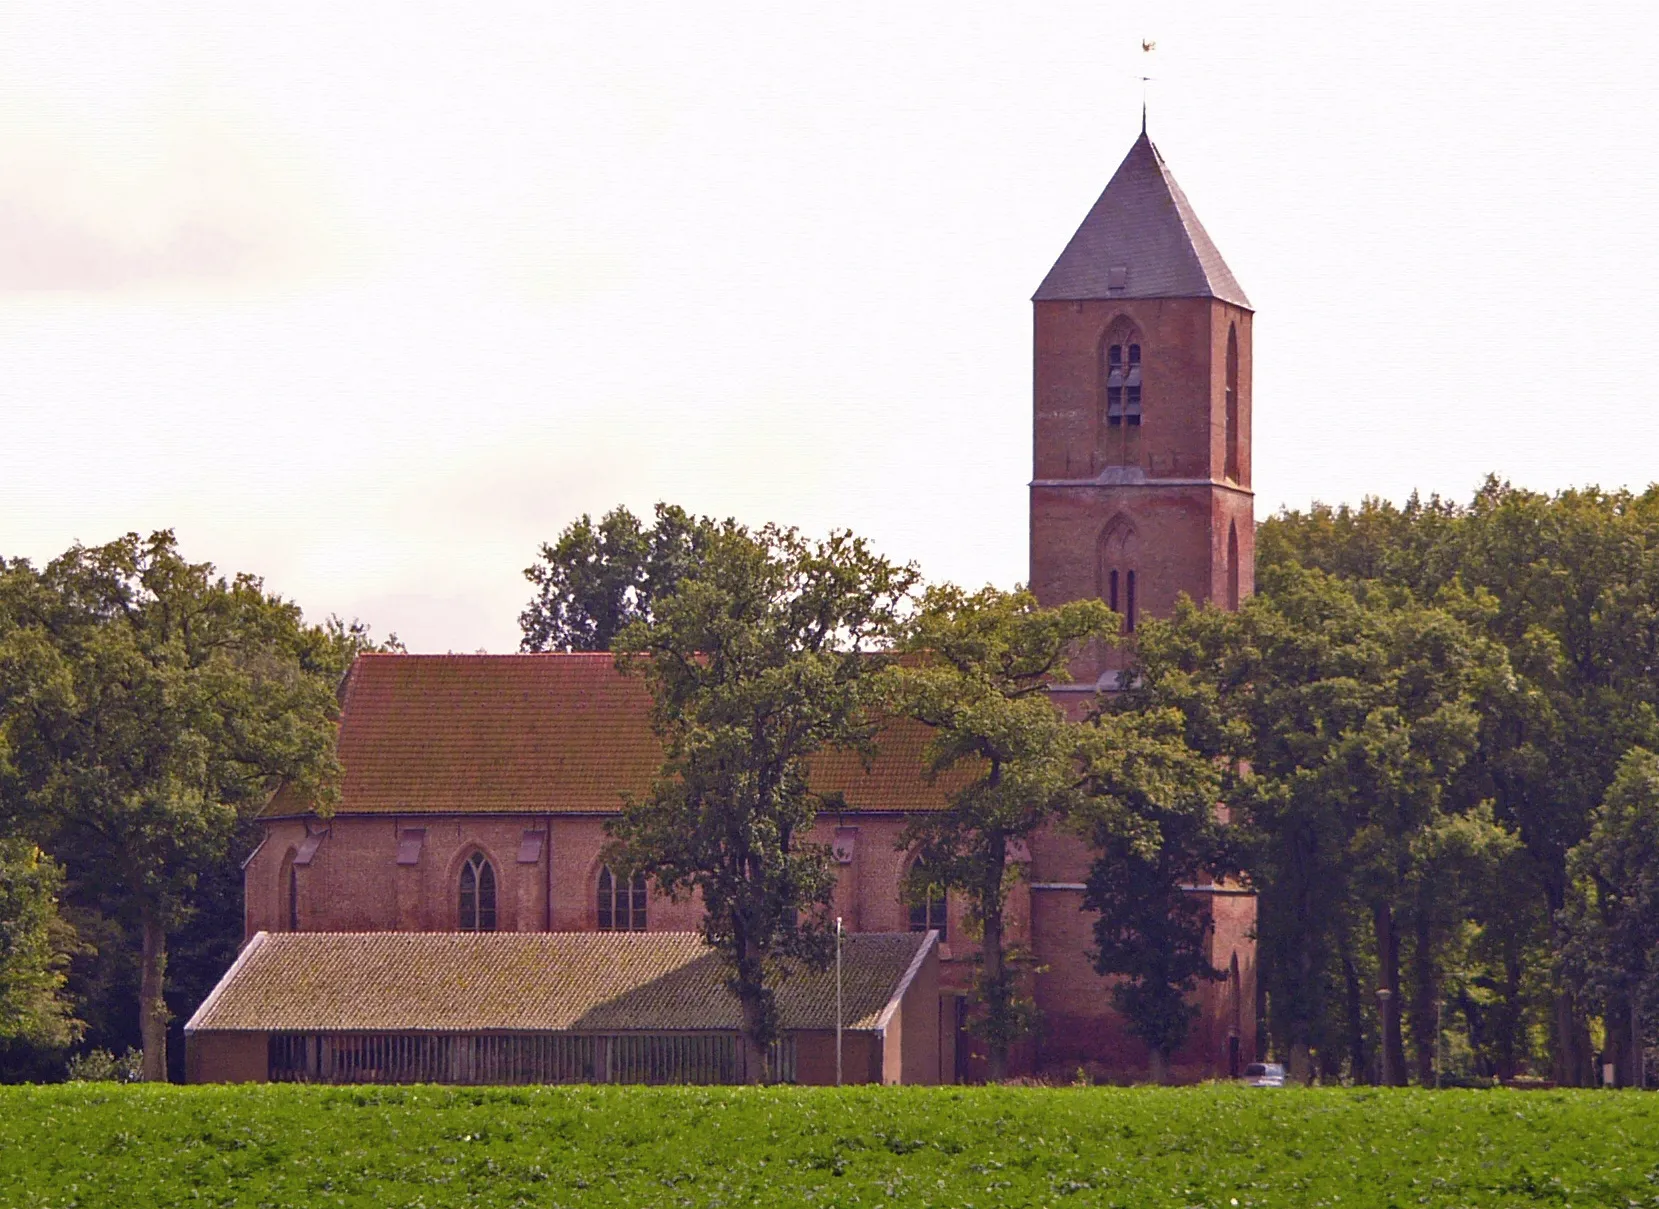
[247,813,1250,1081]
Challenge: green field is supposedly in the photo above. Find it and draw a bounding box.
[2,1084,1657,1208]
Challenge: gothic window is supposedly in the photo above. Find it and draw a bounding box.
[1105,340,1143,427]
[1126,569,1138,633]
[458,851,497,932]
[906,861,947,941]
[1224,325,1240,482]
[598,866,648,931]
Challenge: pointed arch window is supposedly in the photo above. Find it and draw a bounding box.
[458,852,497,932]
[906,860,947,941]
[598,867,648,931]
[1224,325,1240,481]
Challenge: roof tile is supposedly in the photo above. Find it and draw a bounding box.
[267,653,958,817]
[1034,132,1250,307]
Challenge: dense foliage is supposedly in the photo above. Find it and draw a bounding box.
[520,503,716,652]
[0,534,382,1080]
[5,1083,1659,1207]
[607,520,917,1080]
[0,839,78,1048]
[1247,480,1659,1084]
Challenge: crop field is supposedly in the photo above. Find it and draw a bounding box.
[2,1084,1658,1209]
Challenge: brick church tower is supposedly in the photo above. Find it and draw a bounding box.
[1029,131,1253,687]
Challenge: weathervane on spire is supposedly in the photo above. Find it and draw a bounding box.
[1140,39,1157,134]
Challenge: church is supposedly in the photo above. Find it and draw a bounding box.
[186,128,1259,1086]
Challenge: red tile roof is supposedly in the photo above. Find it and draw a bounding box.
[185,931,933,1034]
[266,653,958,817]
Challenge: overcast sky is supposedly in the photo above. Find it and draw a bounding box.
[4,3,1657,652]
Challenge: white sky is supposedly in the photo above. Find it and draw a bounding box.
[3,3,1657,652]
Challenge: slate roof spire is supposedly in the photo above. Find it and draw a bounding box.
[1034,132,1250,308]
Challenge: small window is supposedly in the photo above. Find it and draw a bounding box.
[598,866,648,931]
[1126,570,1138,633]
[287,863,299,932]
[907,862,947,941]
[459,852,497,932]
[1108,568,1119,615]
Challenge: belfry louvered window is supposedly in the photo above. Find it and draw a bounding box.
[598,867,648,931]
[1106,342,1142,426]
[459,852,497,932]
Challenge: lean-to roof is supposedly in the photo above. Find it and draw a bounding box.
[186,931,933,1034]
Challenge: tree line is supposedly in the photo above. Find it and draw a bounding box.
[3,475,1656,1086]
[523,486,1659,1087]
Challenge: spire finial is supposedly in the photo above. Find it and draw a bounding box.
[1140,39,1156,135]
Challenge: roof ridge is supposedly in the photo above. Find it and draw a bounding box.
[355,651,620,660]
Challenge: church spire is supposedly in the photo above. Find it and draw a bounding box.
[1032,133,1250,308]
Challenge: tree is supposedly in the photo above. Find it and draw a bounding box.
[520,503,717,652]
[0,533,344,1080]
[1261,479,1659,1083]
[1560,747,1659,1087]
[1074,705,1226,1082]
[0,839,79,1050]
[885,585,1114,1080]
[607,522,915,1081]
[1400,804,1519,1084]
[1126,568,1504,1082]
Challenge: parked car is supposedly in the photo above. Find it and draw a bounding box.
[1241,1062,1286,1087]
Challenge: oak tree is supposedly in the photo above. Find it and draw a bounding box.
[885,585,1113,1080]
[0,533,344,1079]
[520,503,717,652]
[607,522,915,1081]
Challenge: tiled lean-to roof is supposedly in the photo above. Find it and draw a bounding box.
[186,931,934,1035]
[264,652,959,817]
[1034,131,1250,308]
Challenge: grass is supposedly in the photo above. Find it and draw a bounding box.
[2,1084,1658,1208]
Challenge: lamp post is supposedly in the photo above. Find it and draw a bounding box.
[836,916,843,1087]
[1377,988,1396,1086]
[1633,988,1645,1091]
